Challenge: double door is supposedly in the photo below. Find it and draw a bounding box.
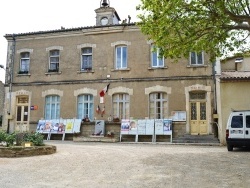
[190,102,207,135]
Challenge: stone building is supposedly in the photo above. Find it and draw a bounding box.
[2,1,216,141]
[0,81,4,127]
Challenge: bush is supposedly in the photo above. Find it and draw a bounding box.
[0,131,44,147]
[23,132,44,146]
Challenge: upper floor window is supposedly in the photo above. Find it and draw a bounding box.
[115,46,127,69]
[81,48,92,71]
[190,52,204,65]
[49,50,60,72]
[45,95,60,119]
[149,92,168,119]
[77,94,94,120]
[112,93,129,119]
[151,46,164,67]
[20,52,30,73]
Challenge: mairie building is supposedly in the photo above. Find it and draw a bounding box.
[2,1,217,143]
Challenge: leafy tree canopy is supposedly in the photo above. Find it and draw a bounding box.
[137,0,250,61]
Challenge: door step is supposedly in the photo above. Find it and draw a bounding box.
[173,134,220,144]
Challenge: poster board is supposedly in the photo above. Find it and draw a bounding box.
[155,119,164,135]
[36,118,82,140]
[94,120,105,136]
[121,119,130,135]
[129,119,138,135]
[137,119,146,135]
[145,119,154,135]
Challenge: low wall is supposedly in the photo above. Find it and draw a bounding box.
[73,121,187,143]
[0,145,56,158]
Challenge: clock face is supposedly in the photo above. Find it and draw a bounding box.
[101,17,108,25]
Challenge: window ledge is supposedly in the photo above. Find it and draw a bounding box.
[111,68,130,72]
[186,65,208,68]
[45,71,62,75]
[148,66,168,70]
[17,73,31,76]
[77,70,95,74]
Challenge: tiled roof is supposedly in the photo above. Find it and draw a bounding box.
[4,23,136,37]
[220,71,250,80]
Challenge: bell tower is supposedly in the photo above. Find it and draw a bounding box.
[95,0,121,26]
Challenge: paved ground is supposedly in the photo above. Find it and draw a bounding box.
[0,141,250,188]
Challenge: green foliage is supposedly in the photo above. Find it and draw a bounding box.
[5,132,16,147]
[0,131,44,147]
[137,0,250,60]
[0,130,7,142]
[23,132,44,146]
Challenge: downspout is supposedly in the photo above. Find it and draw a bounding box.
[7,34,16,133]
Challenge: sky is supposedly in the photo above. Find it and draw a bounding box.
[0,0,142,83]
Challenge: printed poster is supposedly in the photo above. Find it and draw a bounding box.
[121,119,130,135]
[129,119,138,135]
[65,119,74,133]
[145,119,154,135]
[155,119,164,135]
[137,119,146,135]
[73,119,81,133]
[94,120,105,136]
[163,119,172,135]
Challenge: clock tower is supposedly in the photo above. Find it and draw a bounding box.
[95,0,121,26]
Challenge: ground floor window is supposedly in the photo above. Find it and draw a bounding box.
[149,92,168,119]
[77,94,94,120]
[45,95,60,119]
[112,93,129,119]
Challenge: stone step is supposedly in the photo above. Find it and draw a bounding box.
[173,134,220,144]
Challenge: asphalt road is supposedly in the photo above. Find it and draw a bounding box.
[0,141,250,188]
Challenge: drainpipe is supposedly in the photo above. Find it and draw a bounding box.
[6,34,15,133]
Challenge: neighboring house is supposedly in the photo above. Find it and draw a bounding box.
[216,55,250,144]
[0,81,4,127]
[3,1,215,139]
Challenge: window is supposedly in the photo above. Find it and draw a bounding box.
[149,92,168,119]
[77,94,94,120]
[246,115,250,128]
[151,46,164,67]
[190,52,204,65]
[49,50,60,72]
[20,52,30,73]
[45,95,60,119]
[116,46,127,69]
[81,48,92,71]
[112,94,129,119]
[231,116,243,128]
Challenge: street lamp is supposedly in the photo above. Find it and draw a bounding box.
[0,64,10,133]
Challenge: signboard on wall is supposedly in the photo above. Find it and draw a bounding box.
[94,120,105,136]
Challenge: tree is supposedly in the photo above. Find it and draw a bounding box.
[137,0,250,61]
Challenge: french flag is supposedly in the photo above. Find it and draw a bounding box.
[99,83,110,97]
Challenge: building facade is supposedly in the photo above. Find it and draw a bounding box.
[216,55,250,144]
[2,1,216,139]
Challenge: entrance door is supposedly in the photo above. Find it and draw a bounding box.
[16,96,29,132]
[190,102,207,135]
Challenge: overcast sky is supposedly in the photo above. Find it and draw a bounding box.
[0,0,141,83]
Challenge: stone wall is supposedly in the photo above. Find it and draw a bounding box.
[0,81,4,127]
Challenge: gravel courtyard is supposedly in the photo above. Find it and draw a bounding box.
[0,141,250,188]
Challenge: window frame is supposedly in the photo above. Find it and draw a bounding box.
[151,46,164,68]
[112,93,130,119]
[81,47,93,71]
[77,94,94,120]
[49,50,60,72]
[115,45,127,69]
[190,51,204,65]
[19,52,30,73]
[149,92,168,119]
[45,95,60,120]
